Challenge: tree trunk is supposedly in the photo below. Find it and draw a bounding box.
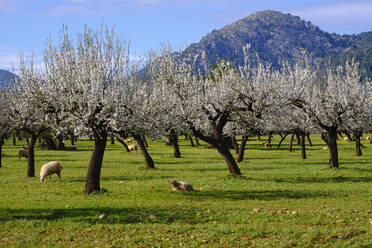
[306,133,313,147]
[0,135,4,168]
[215,143,241,175]
[27,135,37,177]
[354,131,362,156]
[237,136,248,162]
[257,135,261,141]
[116,137,130,152]
[188,135,195,147]
[289,134,295,152]
[170,131,181,158]
[300,133,306,159]
[85,132,107,194]
[195,136,200,146]
[327,126,339,168]
[142,136,149,148]
[134,135,155,169]
[277,133,288,149]
[57,134,65,150]
[232,137,239,154]
[71,135,75,146]
[296,134,300,145]
[344,131,353,141]
[268,133,273,144]
[110,136,115,145]
[12,136,16,146]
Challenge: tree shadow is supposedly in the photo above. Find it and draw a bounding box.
[0,206,203,225]
[181,188,348,201]
[245,176,372,184]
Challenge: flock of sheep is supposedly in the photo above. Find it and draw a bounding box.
[17,144,193,191]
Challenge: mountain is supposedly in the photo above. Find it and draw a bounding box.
[0,69,18,89]
[183,10,371,77]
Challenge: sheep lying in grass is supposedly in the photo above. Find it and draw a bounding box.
[18,147,28,160]
[125,138,132,143]
[343,137,350,142]
[263,143,271,147]
[40,161,63,182]
[128,144,137,151]
[366,136,371,141]
[170,179,193,191]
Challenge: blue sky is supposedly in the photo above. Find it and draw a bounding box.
[1,0,371,70]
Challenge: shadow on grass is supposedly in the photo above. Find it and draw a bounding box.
[183,188,347,201]
[0,206,203,225]
[245,176,372,184]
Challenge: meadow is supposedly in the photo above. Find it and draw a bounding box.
[0,135,371,247]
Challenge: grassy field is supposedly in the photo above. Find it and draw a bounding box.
[0,135,371,247]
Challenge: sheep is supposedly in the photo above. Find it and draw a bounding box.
[343,137,350,142]
[40,161,63,182]
[170,179,193,192]
[323,146,328,150]
[128,144,137,151]
[264,143,271,147]
[18,148,28,160]
[125,138,132,143]
[366,136,371,141]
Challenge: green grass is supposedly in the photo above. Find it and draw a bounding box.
[0,135,371,247]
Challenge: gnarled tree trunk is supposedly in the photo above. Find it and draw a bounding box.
[354,131,362,156]
[215,142,241,175]
[188,135,195,147]
[237,135,248,162]
[85,131,107,194]
[27,135,37,177]
[134,134,155,169]
[170,130,180,158]
[289,134,295,152]
[277,133,288,149]
[327,126,339,168]
[300,132,306,159]
[232,137,239,155]
[306,133,313,147]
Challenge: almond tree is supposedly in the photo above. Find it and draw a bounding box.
[7,56,50,177]
[44,25,127,193]
[0,93,11,168]
[152,50,243,175]
[288,60,369,167]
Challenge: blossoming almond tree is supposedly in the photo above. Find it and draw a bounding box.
[288,60,370,167]
[44,25,127,193]
[0,93,11,168]
[7,56,50,177]
[152,49,243,175]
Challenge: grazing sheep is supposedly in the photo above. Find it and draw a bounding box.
[128,144,137,151]
[264,143,271,147]
[170,179,193,192]
[40,161,63,182]
[366,136,371,141]
[323,146,328,150]
[18,148,28,160]
[125,138,132,143]
[343,137,350,142]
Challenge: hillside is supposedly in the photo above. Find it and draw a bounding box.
[184,10,371,77]
[0,69,18,89]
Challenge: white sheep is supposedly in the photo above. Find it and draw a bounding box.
[343,137,350,142]
[366,136,371,141]
[40,161,63,182]
[264,142,271,147]
[170,179,193,192]
[128,144,137,151]
[125,138,133,143]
